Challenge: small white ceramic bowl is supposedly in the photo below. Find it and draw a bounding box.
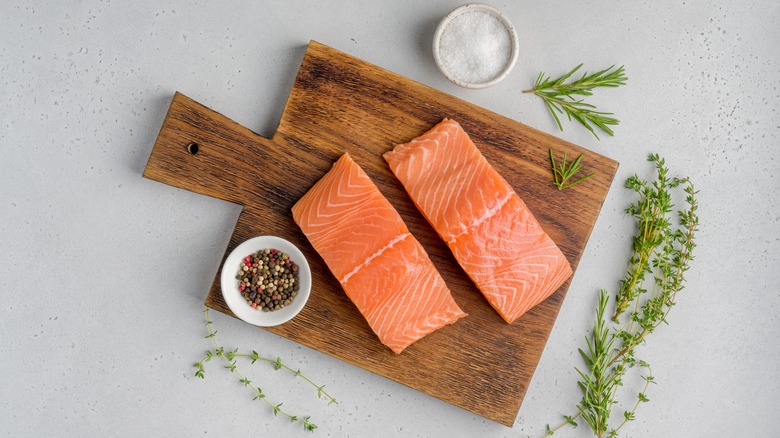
[433,3,519,89]
[221,236,311,327]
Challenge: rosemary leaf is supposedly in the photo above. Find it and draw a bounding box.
[549,148,596,190]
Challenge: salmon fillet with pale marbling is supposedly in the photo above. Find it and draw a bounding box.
[383,119,572,323]
[291,153,466,353]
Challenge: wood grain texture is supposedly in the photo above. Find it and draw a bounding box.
[143,40,618,426]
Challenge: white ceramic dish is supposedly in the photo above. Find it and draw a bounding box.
[432,3,519,89]
[220,236,311,327]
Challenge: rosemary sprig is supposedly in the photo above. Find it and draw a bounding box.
[193,308,337,431]
[542,154,699,438]
[549,148,595,190]
[524,64,627,139]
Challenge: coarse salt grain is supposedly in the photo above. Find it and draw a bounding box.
[439,10,512,84]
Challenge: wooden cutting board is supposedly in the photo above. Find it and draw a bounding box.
[144,40,618,426]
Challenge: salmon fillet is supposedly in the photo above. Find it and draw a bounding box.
[291,153,466,353]
[383,119,572,323]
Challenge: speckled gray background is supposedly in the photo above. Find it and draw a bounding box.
[1,1,778,437]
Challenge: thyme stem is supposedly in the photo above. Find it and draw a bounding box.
[194,308,331,432]
[542,412,582,437]
[612,365,653,436]
[230,353,337,405]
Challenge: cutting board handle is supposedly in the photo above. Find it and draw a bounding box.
[143,92,280,205]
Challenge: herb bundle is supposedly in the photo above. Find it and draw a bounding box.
[525,64,627,139]
[194,308,337,432]
[543,154,698,438]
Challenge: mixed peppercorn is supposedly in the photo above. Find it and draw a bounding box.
[236,248,299,312]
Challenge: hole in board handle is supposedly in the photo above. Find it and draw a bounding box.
[187,142,199,154]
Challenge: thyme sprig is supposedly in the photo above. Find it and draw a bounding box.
[524,64,627,139]
[193,308,337,432]
[613,156,697,322]
[549,148,595,190]
[542,154,698,438]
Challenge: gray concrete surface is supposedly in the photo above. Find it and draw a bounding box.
[1,1,778,437]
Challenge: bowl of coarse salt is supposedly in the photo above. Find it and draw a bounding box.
[433,3,519,89]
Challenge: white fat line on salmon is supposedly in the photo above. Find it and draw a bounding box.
[339,233,411,284]
[447,192,513,244]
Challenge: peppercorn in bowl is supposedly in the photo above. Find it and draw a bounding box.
[220,236,311,327]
